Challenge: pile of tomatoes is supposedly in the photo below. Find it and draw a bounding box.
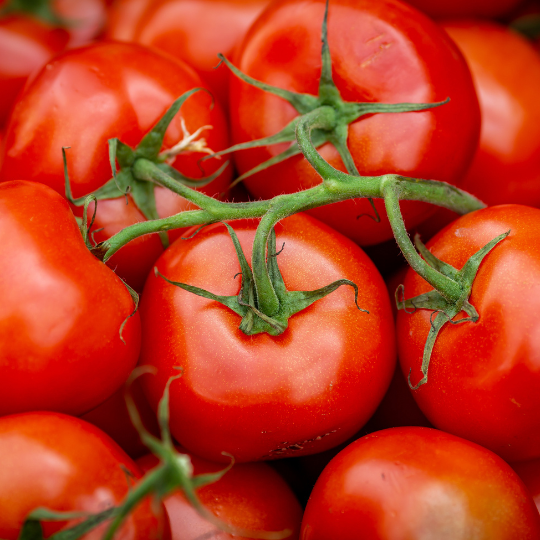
[2,0,540,538]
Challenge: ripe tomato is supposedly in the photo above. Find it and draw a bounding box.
[440,20,540,208]
[398,205,540,462]
[0,41,232,291]
[106,0,270,108]
[0,14,68,126]
[0,411,168,540]
[139,213,396,463]
[512,458,540,513]
[0,180,140,416]
[301,427,540,539]
[229,0,480,246]
[138,449,303,540]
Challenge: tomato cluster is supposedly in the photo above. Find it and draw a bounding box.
[2,0,540,538]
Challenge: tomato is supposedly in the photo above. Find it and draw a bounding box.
[440,20,540,208]
[138,449,303,540]
[0,41,232,291]
[404,0,525,19]
[139,213,396,463]
[0,13,68,126]
[397,205,540,462]
[106,0,270,108]
[229,0,480,246]
[0,411,168,540]
[301,427,540,539]
[52,0,107,46]
[0,180,140,416]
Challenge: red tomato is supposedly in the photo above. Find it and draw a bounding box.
[404,0,524,19]
[139,213,396,463]
[0,14,68,126]
[53,0,108,46]
[512,458,540,514]
[440,20,540,208]
[301,427,540,539]
[138,450,303,540]
[398,205,540,462]
[0,41,232,291]
[106,0,270,108]
[0,412,168,540]
[229,0,480,246]
[0,180,140,416]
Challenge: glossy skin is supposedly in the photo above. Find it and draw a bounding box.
[230,0,480,246]
[398,205,540,462]
[0,15,68,126]
[441,21,540,208]
[139,213,396,463]
[0,412,168,540]
[301,427,540,540]
[0,41,231,290]
[405,0,524,19]
[0,181,140,416]
[106,0,270,107]
[138,450,303,540]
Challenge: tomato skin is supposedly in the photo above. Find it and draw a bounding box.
[0,41,231,290]
[0,412,169,540]
[0,180,140,416]
[0,15,68,127]
[230,0,480,246]
[301,427,540,540]
[398,205,540,462]
[138,450,303,540]
[139,213,396,463]
[106,0,270,108]
[440,20,540,208]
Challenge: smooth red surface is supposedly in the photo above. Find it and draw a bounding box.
[0,41,232,290]
[106,0,270,107]
[138,451,303,539]
[405,0,524,19]
[229,0,480,246]
[441,20,540,208]
[398,205,540,462]
[0,181,140,416]
[0,15,68,126]
[0,412,168,540]
[139,213,396,463]
[301,427,540,539]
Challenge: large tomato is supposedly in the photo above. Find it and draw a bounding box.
[0,41,231,291]
[0,412,168,540]
[0,180,140,416]
[398,205,540,462]
[106,0,270,108]
[138,449,303,540]
[229,0,480,246]
[139,213,396,463]
[440,20,540,208]
[301,427,540,539]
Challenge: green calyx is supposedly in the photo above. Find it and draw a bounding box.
[0,0,69,26]
[157,223,367,336]
[211,0,448,191]
[397,230,510,390]
[64,88,228,249]
[15,370,291,540]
